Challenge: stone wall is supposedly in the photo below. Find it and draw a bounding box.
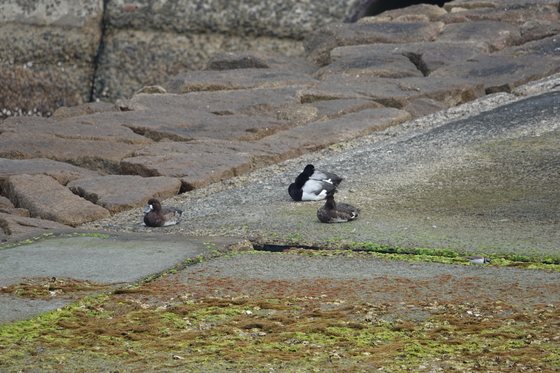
[0,0,368,118]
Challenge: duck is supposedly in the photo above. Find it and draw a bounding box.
[465,255,491,264]
[143,198,183,227]
[317,189,360,223]
[289,169,336,201]
[303,164,345,187]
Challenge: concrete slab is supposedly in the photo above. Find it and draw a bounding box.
[0,231,249,325]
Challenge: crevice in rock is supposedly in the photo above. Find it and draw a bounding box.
[89,0,110,103]
[402,52,430,77]
[355,0,451,20]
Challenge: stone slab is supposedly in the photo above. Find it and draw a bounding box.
[304,21,445,66]
[436,20,521,52]
[0,213,73,242]
[313,51,423,80]
[430,54,560,93]
[438,2,559,25]
[301,75,485,108]
[0,232,251,324]
[496,33,560,59]
[3,174,110,226]
[0,158,101,188]
[163,69,317,94]
[67,175,182,214]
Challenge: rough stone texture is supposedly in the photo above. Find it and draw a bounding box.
[438,2,560,25]
[304,21,445,66]
[205,51,319,76]
[430,54,560,93]
[403,98,449,119]
[0,0,103,116]
[0,212,73,240]
[301,76,485,108]
[163,69,317,94]
[359,4,448,23]
[0,158,101,188]
[435,21,521,52]
[496,33,560,59]
[312,51,424,80]
[67,175,182,214]
[3,174,110,226]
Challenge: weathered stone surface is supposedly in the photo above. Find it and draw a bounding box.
[3,174,110,226]
[438,3,560,26]
[403,98,449,119]
[359,4,448,23]
[0,158,101,188]
[496,34,560,59]
[1,116,151,145]
[274,105,319,125]
[0,212,73,240]
[430,54,560,93]
[330,41,488,75]
[436,21,521,52]
[301,75,485,108]
[0,133,144,175]
[120,142,257,191]
[443,0,560,12]
[50,102,121,120]
[163,69,317,94]
[304,22,445,66]
[93,30,307,102]
[257,108,411,153]
[0,196,13,208]
[519,20,560,43]
[0,1,103,116]
[123,86,305,116]
[313,52,423,80]
[205,51,319,75]
[310,99,383,121]
[67,175,182,214]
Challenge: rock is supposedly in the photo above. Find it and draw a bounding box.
[67,175,182,214]
[496,33,560,59]
[403,98,449,119]
[519,20,560,43]
[50,102,121,120]
[257,108,411,153]
[205,51,319,76]
[436,21,521,52]
[359,4,448,23]
[437,3,560,26]
[0,212,73,242]
[124,86,305,117]
[120,142,256,191]
[0,0,104,116]
[310,99,383,121]
[312,51,423,80]
[0,196,14,208]
[304,21,445,66]
[162,69,317,94]
[0,158,101,188]
[430,54,560,93]
[301,75,485,108]
[3,174,110,226]
[330,41,488,75]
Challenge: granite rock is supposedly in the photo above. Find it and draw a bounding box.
[3,174,110,226]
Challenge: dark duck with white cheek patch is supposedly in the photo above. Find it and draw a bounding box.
[143,198,183,227]
[289,168,336,201]
[303,164,345,187]
[317,189,360,223]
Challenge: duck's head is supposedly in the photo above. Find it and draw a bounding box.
[303,164,315,175]
[145,198,161,213]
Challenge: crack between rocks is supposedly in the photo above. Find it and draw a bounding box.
[89,0,110,103]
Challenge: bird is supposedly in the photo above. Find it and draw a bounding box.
[143,198,183,227]
[289,169,336,201]
[303,164,345,187]
[317,189,360,223]
[465,255,491,264]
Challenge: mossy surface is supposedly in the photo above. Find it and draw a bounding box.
[1,249,559,372]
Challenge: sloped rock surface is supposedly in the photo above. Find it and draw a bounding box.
[3,174,110,226]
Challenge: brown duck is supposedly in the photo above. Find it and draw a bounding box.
[317,190,360,223]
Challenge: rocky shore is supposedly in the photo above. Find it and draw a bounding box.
[1,0,560,246]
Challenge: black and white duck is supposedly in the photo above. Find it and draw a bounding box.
[303,164,345,187]
[289,168,336,201]
[317,189,360,223]
[143,198,183,227]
